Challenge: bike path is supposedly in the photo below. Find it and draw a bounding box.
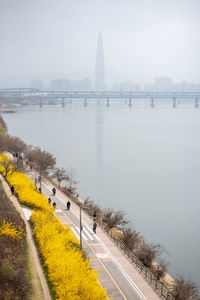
[40,180,161,300]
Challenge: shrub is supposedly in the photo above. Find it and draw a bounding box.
[172,275,200,300]
[31,210,107,299]
[120,226,142,251]
[0,219,24,240]
[151,259,168,280]
[84,197,102,215]
[134,241,163,268]
[102,208,129,230]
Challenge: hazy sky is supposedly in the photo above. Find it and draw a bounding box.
[0,0,200,87]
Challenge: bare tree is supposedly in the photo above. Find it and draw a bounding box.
[53,167,69,188]
[120,226,142,251]
[0,159,24,178]
[134,241,164,268]
[66,168,79,194]
[0,115,7,132]
[0,115,7,137]
[24,145,35,162]
[5,136,26,155]
[172,275,200,300]
[152,258,169,280]
[102,208,129,230]
[84,197,102,215]
[31,147,56,192]
[0,136,7,152]
[0,124,6,137]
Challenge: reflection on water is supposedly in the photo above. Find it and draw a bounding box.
[95,104,104,193]
[3,101,200,285]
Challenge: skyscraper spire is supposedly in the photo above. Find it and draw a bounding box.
[95,32,105,90]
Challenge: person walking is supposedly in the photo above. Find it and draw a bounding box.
[52,187,56,196]
[48,198,51,205]
[66,201,71,210]
[93,211,97,222]
[53,202,56,209]
[11,185,14,195]
[93,222,97,234]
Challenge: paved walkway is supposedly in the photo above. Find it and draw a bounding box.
[39,177,161,300]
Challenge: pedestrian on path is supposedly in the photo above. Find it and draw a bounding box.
[53,202,56,209]
[11,185,14,195]
[93,222,97,234]
[48,198,51,205]
[93,211,97,222]
[66,201,71,210]
[52,187,56,196]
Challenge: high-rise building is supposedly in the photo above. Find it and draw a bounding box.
[95,32,105,90]
[30,79,43,90]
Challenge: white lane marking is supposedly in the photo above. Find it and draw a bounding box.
[73,212,146,300]
[83,227,94,240]
[71,227,80,240]
[82,221,94,235]
[75,226,88,240]
[95,234,147,300]
[22,208,32,220]
[96,253,110,259]
[42,183,146,299]
[55,209,62,213]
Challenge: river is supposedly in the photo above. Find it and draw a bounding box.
[2,100,200,285]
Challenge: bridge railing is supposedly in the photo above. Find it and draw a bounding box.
[72,199,174,300]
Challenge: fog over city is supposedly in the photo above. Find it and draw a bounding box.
[0,0,200,88]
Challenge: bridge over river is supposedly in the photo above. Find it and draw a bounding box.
[1,88,200,108]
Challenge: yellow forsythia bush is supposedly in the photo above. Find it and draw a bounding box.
[0,219,24,239]
[31,210,107,300]
[0,154,107,299]
[0,153,50,211]
[7,172,51,211]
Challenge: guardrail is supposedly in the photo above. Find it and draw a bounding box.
[72,200,174,300]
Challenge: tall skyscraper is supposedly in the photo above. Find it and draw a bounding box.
[95,32,105,90]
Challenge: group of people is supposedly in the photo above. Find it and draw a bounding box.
[12,178,98,234]
[48,197,56,208]
[49,188,97,233]
[48,187,57,208]
[93,212,97,234]
[49,187,71,211]
[12,152,32,169]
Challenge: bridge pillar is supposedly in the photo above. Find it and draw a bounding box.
[62,98,65,107]
[150,97,154,108]
[128,98,132,107]
[195,97,199,108]
[106,98,110,107]
[39,99,43,107]
[84,98,87,107]
[172,97,177,108]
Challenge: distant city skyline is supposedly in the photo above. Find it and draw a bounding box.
[27,76,200,92]
[0,0,199,88]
